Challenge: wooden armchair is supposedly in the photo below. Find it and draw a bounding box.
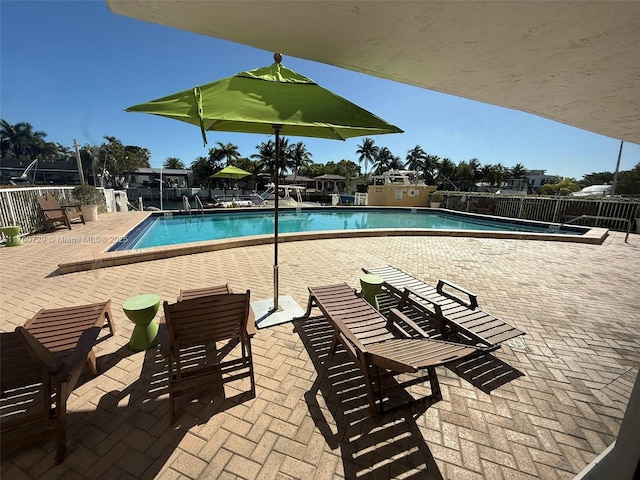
[36,193,85,231]
[161,291,256,423]
[1,301,115,464]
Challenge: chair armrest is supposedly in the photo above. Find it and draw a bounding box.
[388,308,431,339]
[54,326,102,381]
[246,307,256,336]
[401,288,445,319]
[15,326,62,373]
[436,279,479,309]
[326,313,368,354]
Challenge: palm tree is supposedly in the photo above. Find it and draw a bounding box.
[456,161,474,190]
[423,154,441,184]
[373,147,396,174]
[163,157,185,169]
[405,145,427,174]
[289,141,313,181]
[214,141,241,166]
[277,137,291,178]
[511,163,527,179]
[438,157,456,188]
[356,137,379,178]
[493,163,511,188]
[469,158,482,185]
[0,120,47,159]
[251,140,276,178]
[191,156,214,188]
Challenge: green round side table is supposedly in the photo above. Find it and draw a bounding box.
[122,293,161,351]
[1,225,24,247]
[360,274,384,310]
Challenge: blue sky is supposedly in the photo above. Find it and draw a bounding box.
[2,1,638,180]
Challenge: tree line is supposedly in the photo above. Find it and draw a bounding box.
[2,119,638,193]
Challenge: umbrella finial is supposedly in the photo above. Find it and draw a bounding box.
[274,53,282,64]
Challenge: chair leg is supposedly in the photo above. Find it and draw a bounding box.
[167,358,176,424]
[329,333,340,356]
[246,339,256,396]
[303,295,317,317]
[54,383,69,465]
[87,350,98,376]
[104,307,116,336]
[428,367,442,403]
[361,361,380,418]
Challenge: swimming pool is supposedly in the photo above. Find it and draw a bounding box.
[109,208,588,251]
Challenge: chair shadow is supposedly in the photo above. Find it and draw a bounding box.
[3,337,254,478]
[293,315,445,480]
[377,290,525,394]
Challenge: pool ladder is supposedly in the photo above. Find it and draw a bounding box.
[182,195,204,217]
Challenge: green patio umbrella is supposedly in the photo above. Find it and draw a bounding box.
[211,165,252,180]
[211,165,252,198]
[126,53,403,311]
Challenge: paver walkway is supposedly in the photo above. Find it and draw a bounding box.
[1,212,638,479]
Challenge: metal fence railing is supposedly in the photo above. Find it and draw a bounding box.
[440,192,640,232]
[0,186,112,238]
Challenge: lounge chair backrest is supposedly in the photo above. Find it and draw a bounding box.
[36,194,63,218]
[161,291,255,423]
[164,292,250,351]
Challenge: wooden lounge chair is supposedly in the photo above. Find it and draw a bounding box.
[36,193,85,230]
[303,283,481,417]
[1,301,115,464]
[161,291,256,424]
[363,265,525,350]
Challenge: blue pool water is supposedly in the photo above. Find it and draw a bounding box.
[110,208,585,251]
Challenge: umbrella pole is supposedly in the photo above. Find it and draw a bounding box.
[272,125,281,311]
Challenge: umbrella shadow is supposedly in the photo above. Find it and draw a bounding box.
[293,316,444,480]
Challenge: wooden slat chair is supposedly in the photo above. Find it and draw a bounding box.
[1,300,115,464]
[363,265,525,349]
[303,283,481,417]
[177,283,233,301]
[161,291,256,424]
[36,193,85,231]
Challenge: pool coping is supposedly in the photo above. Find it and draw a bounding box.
[57,208,609,274]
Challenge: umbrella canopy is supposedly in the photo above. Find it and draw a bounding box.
[126,55,403,145]
[210,165,252,180]
[126,54,402,312]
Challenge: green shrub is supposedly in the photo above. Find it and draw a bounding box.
[71,185,103,205]
[430,191,444,202]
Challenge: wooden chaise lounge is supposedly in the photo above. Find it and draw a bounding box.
[1,301,115,464]
[362,265,525,350]
[36,193,85,231]
[303,283,481,417]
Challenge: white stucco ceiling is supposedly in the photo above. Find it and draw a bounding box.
[107,1,640,144]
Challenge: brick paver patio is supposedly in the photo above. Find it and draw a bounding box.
[1,211,638,479]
